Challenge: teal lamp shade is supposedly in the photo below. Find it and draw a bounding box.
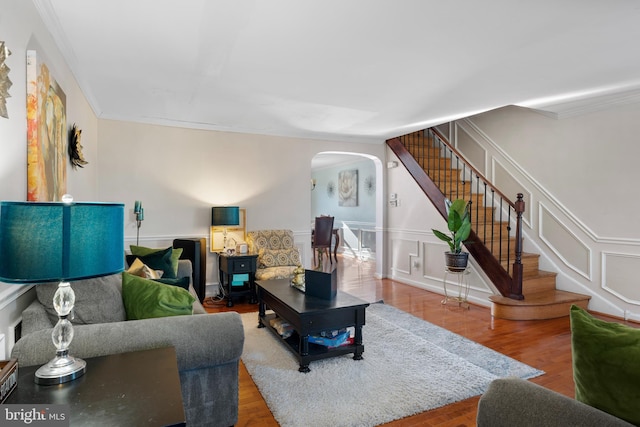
[211,206,240,227]
[0,200,124,385]
[0,201,124,283]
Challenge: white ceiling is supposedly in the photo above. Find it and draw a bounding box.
[34,0,640,144]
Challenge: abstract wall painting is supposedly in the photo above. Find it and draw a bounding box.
[338,169,358,207]
[26,50,67,201]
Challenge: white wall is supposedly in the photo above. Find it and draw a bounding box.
[0,1,100,203]
[469,105,640,238]
[96,119,385,294]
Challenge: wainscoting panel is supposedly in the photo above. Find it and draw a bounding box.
[454,115,640,318]
[424,242,448,279]
[384,232,493,307]
[602,252,640,304]
[492,158,532,227]
[539,203,591,280]
[391,238,419,275]
[455,123,487,176]
[435,123,451,141]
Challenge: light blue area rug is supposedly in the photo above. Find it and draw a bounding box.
[241,302,543,427]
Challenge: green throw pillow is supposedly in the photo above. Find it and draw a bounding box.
[130,246,177,279]
[570,305,640,425]
[122,272,195,320]
[130,245,183,278]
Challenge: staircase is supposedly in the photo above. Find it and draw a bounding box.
[387,129,590,320]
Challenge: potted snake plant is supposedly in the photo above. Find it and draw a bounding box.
[432,198,471,272]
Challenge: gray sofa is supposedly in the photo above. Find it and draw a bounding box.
[477,378,634,427]
[11,260,244,427]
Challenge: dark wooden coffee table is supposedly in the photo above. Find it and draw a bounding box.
[256,279,369,372]
[5,347,185,426]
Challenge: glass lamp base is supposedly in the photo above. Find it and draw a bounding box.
[34,354,86,385]
[36,281,86,385]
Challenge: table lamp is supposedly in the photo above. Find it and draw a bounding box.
[0,197,124,385]
[211,206,239,250]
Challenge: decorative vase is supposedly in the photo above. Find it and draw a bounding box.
[291,265,306,291]
[445,252,468,272]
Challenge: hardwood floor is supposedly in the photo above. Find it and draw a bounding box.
[204,256,637,426]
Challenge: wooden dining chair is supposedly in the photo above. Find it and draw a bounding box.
[312,216,335,266]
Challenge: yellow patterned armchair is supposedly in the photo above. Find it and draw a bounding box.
[245,229,301,281]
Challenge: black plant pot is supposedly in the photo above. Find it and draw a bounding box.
[445,252,469,272]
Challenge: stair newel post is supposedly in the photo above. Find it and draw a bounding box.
[510,193,525,300]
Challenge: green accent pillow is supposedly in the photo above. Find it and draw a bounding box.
[122,272,195,320]
[130,246,179,279]
[570,305,640,425]
[130,245,183,278]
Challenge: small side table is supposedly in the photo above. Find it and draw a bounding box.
[441,268,471,309]
[219,253,258,307]
[4,347,185,426]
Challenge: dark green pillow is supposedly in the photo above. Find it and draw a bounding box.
[570,305,640,425]
[122,272,195,320]
[154,276,190,291]
[131,247,176,279]
[130,245,183,278]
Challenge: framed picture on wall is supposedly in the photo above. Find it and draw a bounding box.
[338,169,358,207]
[210,208,246,252]
[26,49,67,201]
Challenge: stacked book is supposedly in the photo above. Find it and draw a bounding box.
[308,327,354,348]
[231,273,249,287]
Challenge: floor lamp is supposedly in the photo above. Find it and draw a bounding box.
[0,198,124,385]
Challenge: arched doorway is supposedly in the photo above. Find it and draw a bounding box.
[311,152,383,278]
